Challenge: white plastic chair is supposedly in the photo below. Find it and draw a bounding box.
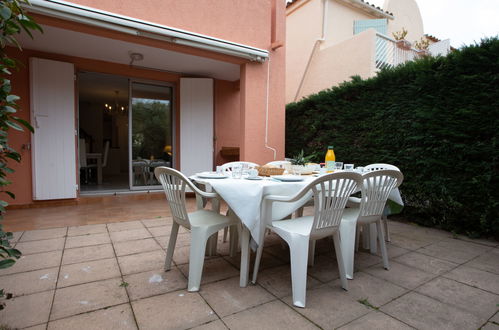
[349,163,401,242]
[154,167,239,292]
[252,172,362,307]
[340,170,404,279]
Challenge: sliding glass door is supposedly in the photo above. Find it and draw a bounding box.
[129,81,174,189]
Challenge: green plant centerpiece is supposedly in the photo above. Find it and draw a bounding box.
[0,0,41,309]
[290,150,314,174]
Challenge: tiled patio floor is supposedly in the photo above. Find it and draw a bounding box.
[0,211,498,329]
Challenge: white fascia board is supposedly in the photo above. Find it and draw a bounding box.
[339,0,394,20]
[24,0,269,62]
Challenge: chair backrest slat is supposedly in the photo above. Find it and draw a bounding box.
[221,161,259,174]
[154,167,191,227]
[310,172,362,237]
[359,170,403,218]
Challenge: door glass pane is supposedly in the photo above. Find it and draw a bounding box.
[131,82,173,187]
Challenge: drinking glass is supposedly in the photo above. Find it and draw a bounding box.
[216,166,223,175]
[344,164,354,171]
[232,164,242,179]
[242,163,249,176]
[356,166,365,173]
[334,162,343,171]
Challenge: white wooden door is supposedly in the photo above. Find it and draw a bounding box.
[180,78,214,176]
[30,58,77,200]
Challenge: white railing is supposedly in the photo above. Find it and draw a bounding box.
[375,33,422,70]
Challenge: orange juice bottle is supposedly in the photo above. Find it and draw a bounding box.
[325,146,336,173]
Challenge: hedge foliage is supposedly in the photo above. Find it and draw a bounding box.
[286,38,499,238]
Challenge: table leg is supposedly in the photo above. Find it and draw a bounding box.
[240,226,250,287]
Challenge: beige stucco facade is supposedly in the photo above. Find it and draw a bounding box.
[286,0,425,103]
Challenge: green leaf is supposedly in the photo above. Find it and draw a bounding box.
[12,117,33,132]
[0,259,16,269]
[2,106,17,113]
[5,120,23,131]
[0,5,12,20]
[6,94,20,103]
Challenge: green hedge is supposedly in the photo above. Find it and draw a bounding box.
[286,38,499,238]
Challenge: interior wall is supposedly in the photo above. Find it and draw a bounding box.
[214,79,240,165]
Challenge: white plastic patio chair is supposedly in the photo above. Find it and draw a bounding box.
[348,163,401,242]
[154,167,239,292]
[340,170,404,279]
[252,172,362,308]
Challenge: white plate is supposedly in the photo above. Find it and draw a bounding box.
[196,172,228,179]
[245,176,263,180]
[271,175,304,182]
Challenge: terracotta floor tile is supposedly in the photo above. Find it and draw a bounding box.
[50,278,128,320]
[109,228,152,243]
[0,267,58,296]
[58,258,121,288]
[223,300,319,330]
[62,243,115,265]
[0,290,54,329]
[48,303,137,330]
[200,277,275,317]
[114,237,162,256]
[132,290,217,329]
[65,233,111,249]
[20,227,67,242]
[15,237,66,255]
[123,267,187,300]
[0,250,62,276]
[381,292,482,330]
[118,250,166,275]
[67,224,108,236]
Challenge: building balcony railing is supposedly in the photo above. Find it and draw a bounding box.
[375,32,425,70]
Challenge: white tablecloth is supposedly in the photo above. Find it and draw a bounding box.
[192,176,314,244]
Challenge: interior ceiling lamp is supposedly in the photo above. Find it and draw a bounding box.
[104,90,127,115]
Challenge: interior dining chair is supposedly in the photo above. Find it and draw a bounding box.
[340,169,404,279]
[86,140,110,183]
[348,163,401,243]
[252,172,362,308]
[155,166,239,292]
[78,138,89,184]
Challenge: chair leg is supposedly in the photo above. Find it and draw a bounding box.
[332,231,348,291]
[376,219,390,270]
[252,242,265,284]
[164,222,180,271]
[229,225,239,257]
[339,220,356,279]
[355,227,360,252]
[383,216,391,242]
[294,207,304,218]
[308,240,316,266]
[369,223,378,254]
[223,227,228,242]
[289,236,309,308]
[187,227,209,292]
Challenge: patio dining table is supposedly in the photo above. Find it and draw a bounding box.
[191,172,403,287]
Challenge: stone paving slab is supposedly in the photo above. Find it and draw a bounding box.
[0,218,498,330]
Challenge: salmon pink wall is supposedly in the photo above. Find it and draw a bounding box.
[69,0,272,49]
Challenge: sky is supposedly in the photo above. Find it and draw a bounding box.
[367,0,499,48]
